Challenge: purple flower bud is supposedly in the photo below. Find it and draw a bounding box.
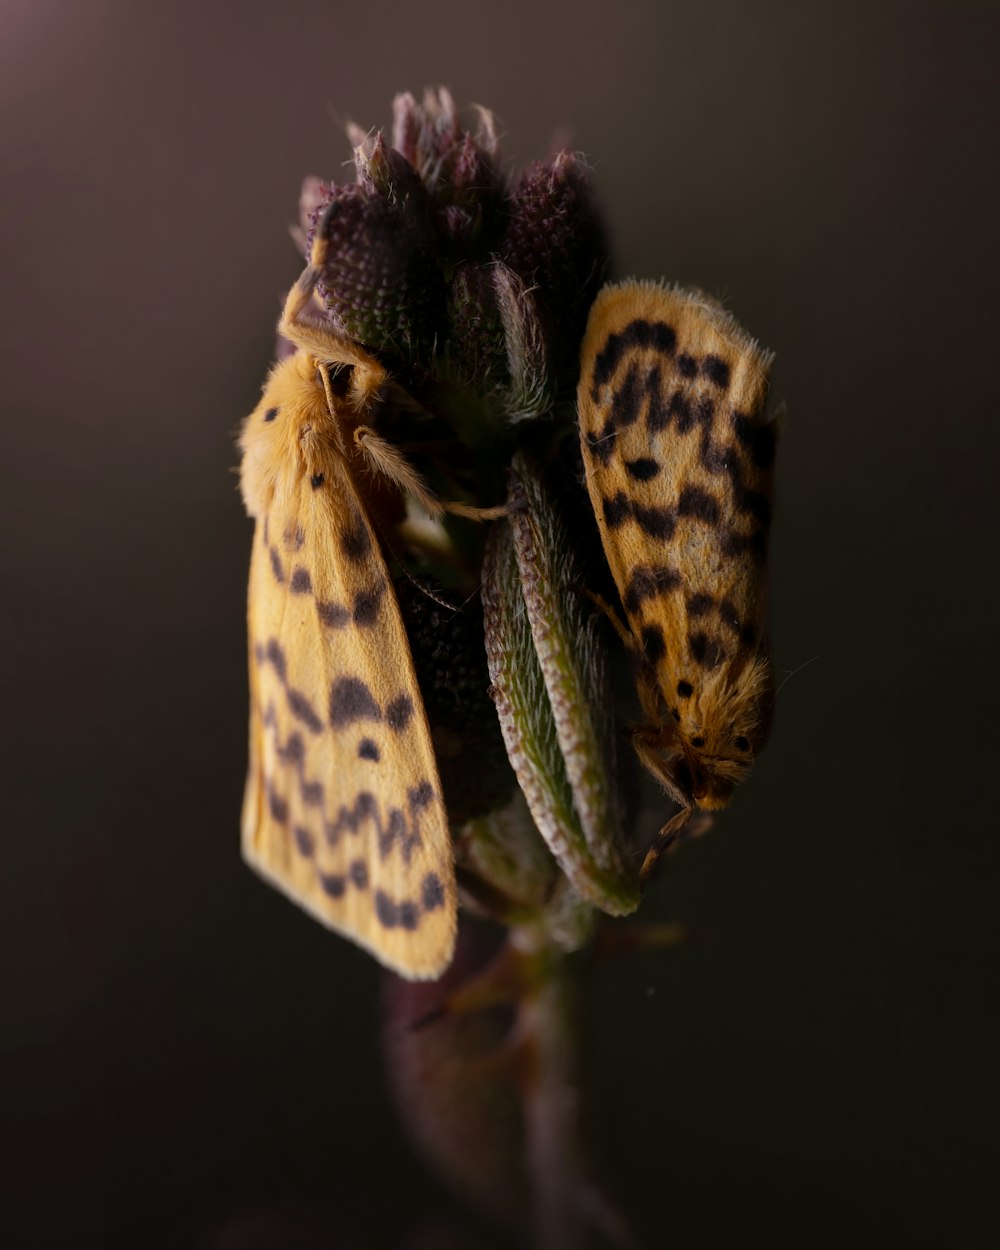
[392,86,463,197]
[354,130,431,218]
[502,151,610,371]
[450,132,501,231]
[308,183,444,364]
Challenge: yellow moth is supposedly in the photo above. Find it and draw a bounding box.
[577,281,778,876]
[239,213,472,980]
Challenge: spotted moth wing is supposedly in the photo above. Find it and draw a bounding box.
[578,280,777,810]
[240,351,456,980]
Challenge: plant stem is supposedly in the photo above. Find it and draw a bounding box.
[520,952,587,1250]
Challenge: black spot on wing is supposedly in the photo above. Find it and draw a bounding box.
[602,492,630,528]
[677,485,721,526]
[374,891,416,930]
[693,394,715,425]
[386,694,414,733]
[689,631,726,669]
[584,425,616,465]
[422,872,445,911]
[624,457,660,481]
[591,319,676,395]
[267,785,288,824]
[292,825,314,857]
[379,808,407,859]
[737,488,772,527]
[317,600,350,629]
[408,780,434,811]
[631,503,676,540]
[611,364,644,428]
[677,353,698,378]
[264,407,278,422]
[287,688,324,734]
[677,679,694,698]
[375,890,401,928]
[686,592,714,617]
[319,873,346,898]
[323,792,378,846]
[668,391,693,433]
[269,547,285,584]
[283,523,305,551]
[718,598,742,634]
[722,527,768,563]
[641,624,666,664]
[300,778,324,807]
[733,412,777,469]
[290,567,312,594]
[349,860,369,890]
[739,623,759,648]
[329,677,382,727]
[703,355,731,389]
[623,565,680,614]
[341,518,371,563]
[645,367,670,432]
[311,473,325,489]
[265,639,287,682]
[358,738,380,762]
[277,732,305,764]
[700,440,734,477]
[353,582,386,627]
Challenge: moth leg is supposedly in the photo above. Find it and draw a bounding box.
[639,807,695,885]
[629,726,688,808]
[583,589,635,652]
[629,722,697,884]
[354,425,511,522]
[277,266,388,411]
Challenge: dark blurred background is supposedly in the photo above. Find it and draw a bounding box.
[2,1,997,1246]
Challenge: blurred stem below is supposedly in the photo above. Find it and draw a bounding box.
[518,947,587,1250]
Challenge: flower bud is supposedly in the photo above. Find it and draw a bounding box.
[502,151,610,375]
[308,183,444,365]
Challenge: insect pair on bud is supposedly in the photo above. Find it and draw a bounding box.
[238,89,778,978]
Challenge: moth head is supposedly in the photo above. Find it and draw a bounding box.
[673,744,745,811]
[239,354,338,517]
[658,655,773,810]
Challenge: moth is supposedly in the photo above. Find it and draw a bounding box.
[239,215,480,979]
[577,280,778,877]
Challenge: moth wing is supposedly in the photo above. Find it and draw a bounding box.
[242,451,456,980]
[578,281,776,686]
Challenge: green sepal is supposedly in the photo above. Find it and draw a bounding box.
[482,458,640,916]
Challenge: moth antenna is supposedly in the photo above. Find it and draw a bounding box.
[773,654,819,699]
[583,588,636,652]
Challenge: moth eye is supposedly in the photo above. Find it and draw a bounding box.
[264,407,279,422]
[734,735,750,751]
[327,363,355,399]
[690,735,705,747]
